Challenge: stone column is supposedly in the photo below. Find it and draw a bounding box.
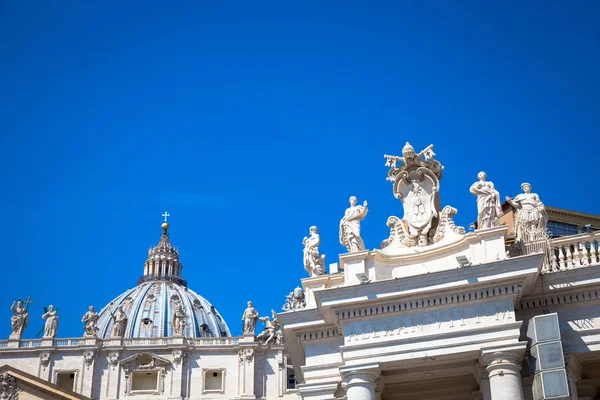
[340,364,380,400]
[566,354,581,400]
[482,344,526,400]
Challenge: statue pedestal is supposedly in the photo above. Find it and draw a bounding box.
[171,335,185,345]
[41,338,54,347]
[7,337,20,348]
[83,336,100,346]
[239,334,255,343]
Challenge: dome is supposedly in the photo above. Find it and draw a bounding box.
[95,217,231,339]
[95,281,231,339]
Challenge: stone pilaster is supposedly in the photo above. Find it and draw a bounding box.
[340,363,380,400]
[170,349,186,398]
[474,363,491,400]
[106,351,120,399]
[482,344,526,400]
[566,354,581,400]
[80,350,95,397]
[238,335,257,399]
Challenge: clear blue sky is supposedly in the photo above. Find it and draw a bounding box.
[1,1,598,338]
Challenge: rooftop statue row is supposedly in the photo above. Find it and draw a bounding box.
[301,142,549,276]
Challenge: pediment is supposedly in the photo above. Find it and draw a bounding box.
[120,352,171,369]
[0,365,90,400]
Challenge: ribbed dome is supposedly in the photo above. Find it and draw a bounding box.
[96,281,231,339]
[95,217,231,339]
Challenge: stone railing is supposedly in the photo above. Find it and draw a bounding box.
[122,337,174,346]
[187,337,238,346]
[19,340,42,348]
[54,338,82,347]
[547,231,600,273]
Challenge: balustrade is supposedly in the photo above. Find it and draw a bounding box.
[548,232,600,273]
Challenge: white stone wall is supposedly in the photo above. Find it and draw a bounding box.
[0,344,299,400]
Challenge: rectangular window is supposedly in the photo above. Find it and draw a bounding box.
[131,371,159,392]
[547,221,579,238]
[56,372,75,392]
[287,365,297,390]
[203,369,225,393]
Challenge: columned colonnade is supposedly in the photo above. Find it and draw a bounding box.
[333,344,527,400]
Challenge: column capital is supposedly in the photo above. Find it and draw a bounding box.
[480,343,526,378]
[340,362,381,390]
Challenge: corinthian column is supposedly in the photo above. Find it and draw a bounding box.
[482,344,526,400]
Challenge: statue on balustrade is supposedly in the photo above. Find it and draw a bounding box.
[10,300,30,338]
[81,306,99,336]
[241,301,259,335]
[172,303,186,336]
[470,171,503,229]
[302,226,326,277]
[506,182,548,243]
[339,196,368,252]
[110,305,128,338]
[257,310,281,346]
[42,305,59,338]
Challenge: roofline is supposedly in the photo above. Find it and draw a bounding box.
[501,201,600,221]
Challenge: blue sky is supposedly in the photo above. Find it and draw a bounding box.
[0,1,598,338]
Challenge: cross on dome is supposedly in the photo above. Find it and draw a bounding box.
[162,211,170,222]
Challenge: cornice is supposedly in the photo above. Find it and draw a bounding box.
[517,288,600,311]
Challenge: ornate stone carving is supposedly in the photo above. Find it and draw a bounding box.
[339,196,368,252]
[10,298,32,338]
[41,306,58,338]
[382,143,464,249]
[506,182,548,243]
[257,310,282,347]
[282,287,306,311]
[239,349,254,364]
[110,305,128,338]
[172,350,186,366]
[81,306,99,337]
[83,351,95,369]
[0,372,19,400]
[108,352,119,369]
[172,303,186,336]
[302,226,326,277]
[241,301,259,335]
[432,206,467,243]
[470,172,503,229]
[39,352,50,369]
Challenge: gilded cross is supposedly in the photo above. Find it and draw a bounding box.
[162,211,170,222]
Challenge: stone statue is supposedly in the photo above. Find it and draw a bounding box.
[470,171,503,229]
[339,196,368,252]
[41,306,58,338]
[302,226,325,277]
[110,305,128,338]
[257,310,281,346]
[10,300,29,338]
[172,303,186,336]
[506,182,548,243]
[282,287,306,311]
[241,301,259,335]
[81,306,99,336]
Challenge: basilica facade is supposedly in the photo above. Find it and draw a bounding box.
[1,142,600,400]
[0,220,296,400]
